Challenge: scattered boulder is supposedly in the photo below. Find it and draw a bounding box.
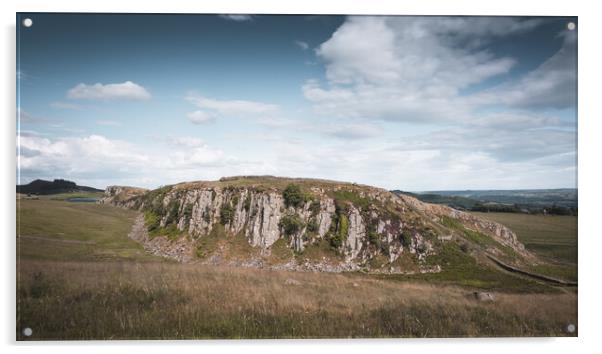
[473,292,495,302]
[284,278,301,286]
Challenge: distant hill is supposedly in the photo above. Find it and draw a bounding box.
[392,188,577,215]
[424,189,577,209]
[16,179,103,195]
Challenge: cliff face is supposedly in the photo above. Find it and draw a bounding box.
[102,176,528,273]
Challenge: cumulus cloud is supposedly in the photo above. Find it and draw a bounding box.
[185,93,279,124]
[304,16,574,125]
[187,110,216,124]
[186,94,278,116]
[164,136,205,148]
[67,81,151,101]
[17,134,231,188]
[321,122,383,140]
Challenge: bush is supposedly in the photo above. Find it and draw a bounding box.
[183,203,193,219]
[144,211,160,232]
[306,219,319,233]
[220,203,235,225]
[164,201,180,225]
[329,232,344,249]
[244,194,252,212]
[283,184,306,208]
[400,230,413,247]
[279,213,304,236]
[338,213,349,240]
[309,200,321,216]
[368,231,380,246]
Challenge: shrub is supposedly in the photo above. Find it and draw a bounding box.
[309,200,321,216]
[183,203,193,219]
[164,201,180,225]
[400,230,413,247]
[220,203,235,225]
[279,213,304,236]
[338,213,349,240]
[368,231,380,246]
[283,184,306,208]
[333,189,372,210]
[144,211,160,232]
[244,194,252,212]
[329,232,344,249]
[306,219,319,233]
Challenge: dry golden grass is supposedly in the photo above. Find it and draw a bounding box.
[17,259,577,340]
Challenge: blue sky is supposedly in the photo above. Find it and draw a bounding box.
[17,14,577,190]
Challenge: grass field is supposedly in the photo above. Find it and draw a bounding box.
[16,196,578,339]
[471,212,577,281]
[17,199,159,262]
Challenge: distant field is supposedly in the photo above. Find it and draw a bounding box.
[471,212,577,281]
[17,198,160,262]
[16,196,577,339]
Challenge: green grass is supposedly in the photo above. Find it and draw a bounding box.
[45,191,104,200]
[471,212,577,281]
[17,198,160,262]
[389,243,558,293]
[471,213,577,262]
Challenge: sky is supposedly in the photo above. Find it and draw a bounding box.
[16,14,577,191]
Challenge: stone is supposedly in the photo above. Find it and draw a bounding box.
[284,278,301,286]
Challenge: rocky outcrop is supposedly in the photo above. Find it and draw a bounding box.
[105,176,528,272]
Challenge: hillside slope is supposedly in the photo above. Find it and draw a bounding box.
[101,176,531,273]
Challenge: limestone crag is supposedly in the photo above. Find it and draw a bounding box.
[103,176,529,272]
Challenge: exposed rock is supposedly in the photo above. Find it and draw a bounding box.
[108,176,530,273]
[474,292,496,302]
[284,278,301,286]
[344,206,365,260]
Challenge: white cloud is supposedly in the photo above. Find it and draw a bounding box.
[295,40,309,50]
[67,81,151,101]
[322,122,383,139]
[304,16,566,125]
[164,136,205,148]
[187,110,216,124]
[186,93,279,117]
[470,31,577,110]
[19,135,149,175]
[17,134,234,188]
[218,14,253,22]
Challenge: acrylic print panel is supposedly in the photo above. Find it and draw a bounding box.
[16,13,577,340]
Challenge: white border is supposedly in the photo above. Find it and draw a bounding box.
[2,1,601,353]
